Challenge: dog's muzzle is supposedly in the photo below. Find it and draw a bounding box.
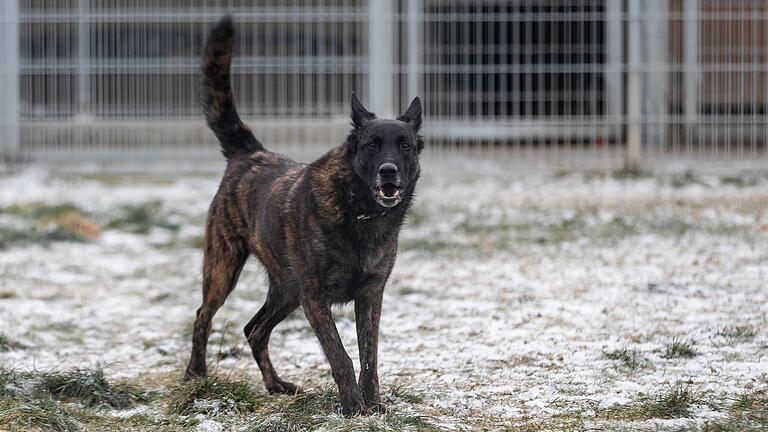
[374,163,403,208]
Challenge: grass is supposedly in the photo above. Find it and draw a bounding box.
[671,170,702,188]
[612,167,653,180]
[729,390,768,426]
[0,203,95,249]
[720,173,760,188]
[0,397,78,432]
[166,374,266,416]
[389,385,425,404]
[0,367,149,409]
[105,201,179,234]
[717,326,756,343]
[34,368,149,409]
[662,338,698,359]
[0,226,45,250]
[165,375,442,431]
[601,384,702,421]
[395,285,420,296]
[603,346,646,370]
[0,201,186,250]
[0,334,25,352]
[245,385,443,432]
[677,390,768,431]
[0,366,153,432]
[1,203,84,220]
[399,203,754,258]
[29,321,84,345]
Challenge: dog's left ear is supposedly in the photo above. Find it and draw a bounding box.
[398,96,422,131]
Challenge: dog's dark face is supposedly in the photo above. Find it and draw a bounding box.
[347,95,423,208]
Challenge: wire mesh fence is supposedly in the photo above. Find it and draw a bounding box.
[0,0,767,172]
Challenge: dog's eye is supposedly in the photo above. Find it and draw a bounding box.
[400,141,411,150]
[367,142,378,151]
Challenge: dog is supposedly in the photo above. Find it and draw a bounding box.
[183,16,423,416]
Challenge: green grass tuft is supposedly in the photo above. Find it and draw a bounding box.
[602,384,701,421]
[612,167,653,180]
[603,346,646,370]
[166,374,265,416]
[2,203,83,220]
[33,368,148,409]
[671,169,701,188]
[720,174,760,188]
[717,326,757,343]
[662,338,698,359]
[105,201,179,234]
[0,366,148,409]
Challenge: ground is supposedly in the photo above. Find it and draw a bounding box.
[0,162,766,431]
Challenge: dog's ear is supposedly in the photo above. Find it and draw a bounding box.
[398,96,422,131]
[351,93,376,128]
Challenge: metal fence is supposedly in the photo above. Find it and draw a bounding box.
[1,0,767,171]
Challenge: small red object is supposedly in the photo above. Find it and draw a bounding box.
[594,136,605,149]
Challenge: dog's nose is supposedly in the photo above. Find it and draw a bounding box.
[378,163,398,179]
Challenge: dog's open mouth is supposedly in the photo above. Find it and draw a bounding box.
[374,183,403,207]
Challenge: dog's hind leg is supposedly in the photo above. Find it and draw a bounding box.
[244,277,300,394]
[184,232,248,380]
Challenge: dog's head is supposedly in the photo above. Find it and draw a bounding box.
[346,94,423,208]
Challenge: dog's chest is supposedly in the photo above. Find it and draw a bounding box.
[323,236,394,303]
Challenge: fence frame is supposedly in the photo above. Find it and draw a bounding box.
[1,0,766,172]
[0,1,20,158]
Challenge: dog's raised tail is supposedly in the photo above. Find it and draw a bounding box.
[202,16,263,159]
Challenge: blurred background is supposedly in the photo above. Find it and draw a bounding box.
[0,0,767,172]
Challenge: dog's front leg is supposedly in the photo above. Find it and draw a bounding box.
[355,287,385,412]
[303,297,368,416]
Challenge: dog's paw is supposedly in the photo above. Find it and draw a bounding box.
[342,393,370,417]
[266,378,302,395]
[181,366,206,382]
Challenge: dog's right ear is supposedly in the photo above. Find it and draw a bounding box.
[398,96,422,131]
[351,93,376,128]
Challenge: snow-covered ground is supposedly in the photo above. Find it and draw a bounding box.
[1,164,767,430]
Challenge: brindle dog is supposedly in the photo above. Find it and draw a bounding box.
[183,17,423,416]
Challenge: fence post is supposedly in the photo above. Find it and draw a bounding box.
[0,0,20,160]
[684,0,699,139]
[78,0,90,117]
[625,0,643,169]
[368,0,395,118]
[606,1,624,142]
[406,0,422,102]
[645,0,669,150]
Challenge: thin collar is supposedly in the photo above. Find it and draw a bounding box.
[356,210,388,221]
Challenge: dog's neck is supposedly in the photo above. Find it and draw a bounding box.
[307,145,413,229]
